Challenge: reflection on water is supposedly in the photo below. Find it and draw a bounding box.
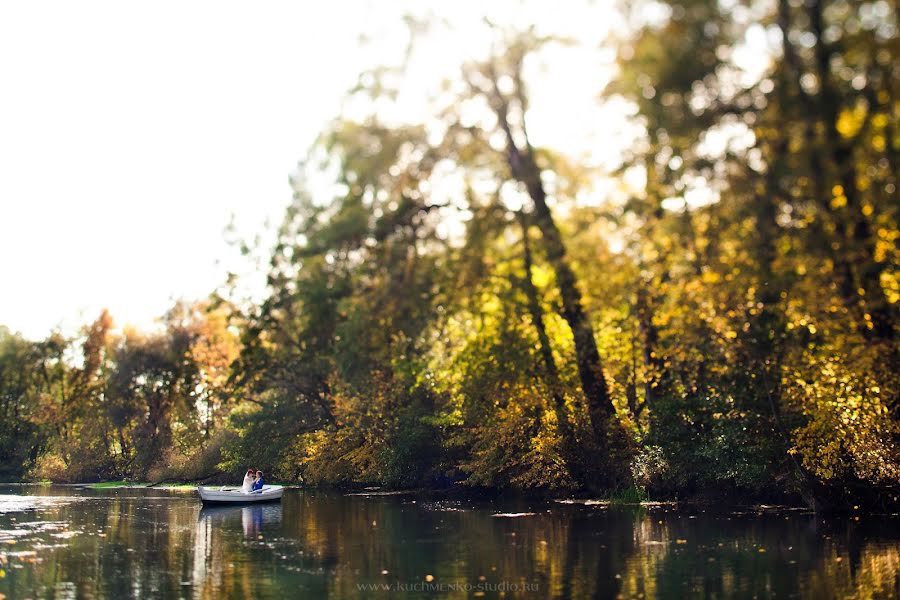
[0,485,897,599]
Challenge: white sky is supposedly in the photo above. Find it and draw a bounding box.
[0,1,382,338]
[0,0,645,339]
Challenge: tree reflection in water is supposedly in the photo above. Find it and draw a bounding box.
[0,486,897,599]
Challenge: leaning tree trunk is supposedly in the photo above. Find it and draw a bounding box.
[517,212,579,473]
[486,70,617,461]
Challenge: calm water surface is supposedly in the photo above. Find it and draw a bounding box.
[0,485,897,599]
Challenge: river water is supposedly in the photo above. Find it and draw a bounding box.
[0,485,897,599]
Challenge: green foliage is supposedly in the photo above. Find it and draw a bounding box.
[379,397,442,488]
[785,343,898,484]
[610,485,649,505]
[219,396,311,482]
[0,327,44,480]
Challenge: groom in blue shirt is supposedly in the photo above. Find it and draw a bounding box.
[252,470,265,491]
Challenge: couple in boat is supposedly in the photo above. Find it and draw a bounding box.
[241,469,266,493]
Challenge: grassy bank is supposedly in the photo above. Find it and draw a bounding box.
[87,481,198,490]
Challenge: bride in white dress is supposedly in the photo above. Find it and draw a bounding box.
[241,468,256,493]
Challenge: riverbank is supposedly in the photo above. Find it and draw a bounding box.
[10,479,892,515]
[7,474,897,515]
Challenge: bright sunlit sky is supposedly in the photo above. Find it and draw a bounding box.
[1,1,767,339]
[1,1,385,338]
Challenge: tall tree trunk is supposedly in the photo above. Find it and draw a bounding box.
[778,0,894,342]
[757,11,837,508]
[634,155,668,416]
[807,0,894,342]
[517,212,578,471]
[635,283,661,413]
[488,83,616,452]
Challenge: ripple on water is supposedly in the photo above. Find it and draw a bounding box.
[14,521,70,531]
[419,501,468,513]
[0,495,82,514]
[0,528,31,542]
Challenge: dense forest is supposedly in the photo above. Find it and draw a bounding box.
[1,0,896,510]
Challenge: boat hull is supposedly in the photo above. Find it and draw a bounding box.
[197,485,284,504]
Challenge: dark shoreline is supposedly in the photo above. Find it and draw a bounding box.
[6,480,897,516]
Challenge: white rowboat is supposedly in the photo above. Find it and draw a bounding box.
[197,485,284,504]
